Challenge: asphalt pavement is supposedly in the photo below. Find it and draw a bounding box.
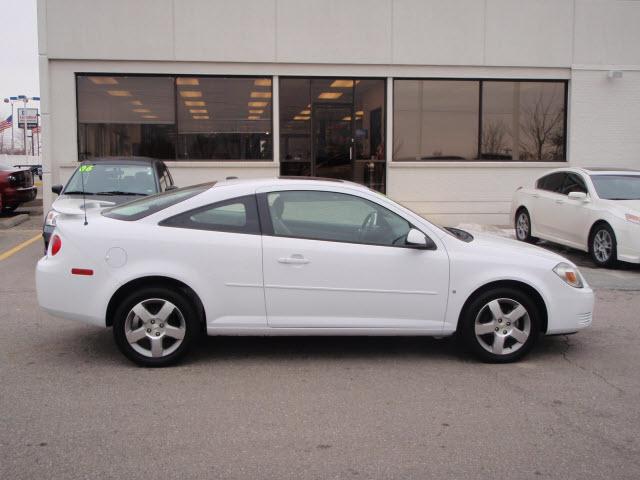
[1,229,639,479]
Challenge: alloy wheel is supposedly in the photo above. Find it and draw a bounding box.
[593,230,613,263]
[124,298,186,358]
[474,298,531,355]
[516,212,529,240]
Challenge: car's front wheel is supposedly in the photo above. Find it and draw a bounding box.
[589,223,617,268]
[459,287,541,363]
[113,286,199,367]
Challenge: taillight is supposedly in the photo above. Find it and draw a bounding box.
[51,235,62,256]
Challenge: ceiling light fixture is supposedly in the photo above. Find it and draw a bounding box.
[318,92,342,100]
[142,115,158,119]
[193,115,210,120]
[247,115,261,120]
[254,79,272,87]
[184,100,206,107]
[249,109,264,114]
[250,91,272,99]
[355,110,364,116]
[329,80,360,88]
[177,78,199,86]
[180,91,202,98]
[342,116,352,121]
[300,110,311,115]
[89,77,118,85]
[107,90,132,97]
[294,115,310,121]
[133,108,151,113]
[130,100,143,106]
[248,101,268,107]
[190,109,208,114]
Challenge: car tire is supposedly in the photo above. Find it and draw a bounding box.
[459,287,541,363]
[113,286,200,367]
[515,208,537,243]
[2,204,17,213]
[589,223,617,268]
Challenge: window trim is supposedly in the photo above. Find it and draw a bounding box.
[75,73,274,162]
[159,194,262,235]
[392,78,568,163]
[256,190,434,250]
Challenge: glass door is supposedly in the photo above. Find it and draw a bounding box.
[312,104,353,180]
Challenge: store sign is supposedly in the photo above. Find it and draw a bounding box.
[17,108,38,129]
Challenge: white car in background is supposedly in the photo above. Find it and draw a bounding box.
[37,178,593,367]
[512,167,640,267]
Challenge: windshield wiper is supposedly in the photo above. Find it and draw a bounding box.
[95,191,147,196]
[63,191,95,195]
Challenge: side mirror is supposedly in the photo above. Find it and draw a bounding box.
[165,185,178,192]
[51,184,63,195]
[568,191,588,202]
[406,228,436,250]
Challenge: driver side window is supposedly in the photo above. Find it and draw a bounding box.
[266,190,412,247]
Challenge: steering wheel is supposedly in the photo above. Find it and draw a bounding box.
[358,211,378,240]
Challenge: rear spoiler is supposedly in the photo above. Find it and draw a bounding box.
[53,198,116,216]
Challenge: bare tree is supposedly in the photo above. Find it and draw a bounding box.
[520,90,564,161]
[481,119,508,157]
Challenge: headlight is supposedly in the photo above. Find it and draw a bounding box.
[553,262,584,288]
[44,210,59,227]
[625,213,640,225]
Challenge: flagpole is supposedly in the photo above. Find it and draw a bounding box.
[10,101,14,153]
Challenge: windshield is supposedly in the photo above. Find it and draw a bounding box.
[590,175,640,200]
[102,183,215,221]
[64,164,157,196]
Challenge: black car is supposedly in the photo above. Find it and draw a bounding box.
[43,157,176,248]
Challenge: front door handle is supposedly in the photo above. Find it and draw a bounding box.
[278,255,310,265]
[532,193,540,198]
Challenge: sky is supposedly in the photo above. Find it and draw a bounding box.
[0,0,39,120]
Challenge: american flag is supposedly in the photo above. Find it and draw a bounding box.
[0,115,12,132]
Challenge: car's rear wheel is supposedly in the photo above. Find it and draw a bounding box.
[113,286,199,367]
[589,223,617,268]
[515,208,537,243]
[459,287,541,363]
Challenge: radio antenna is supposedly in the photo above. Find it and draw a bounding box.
[80,164,88,226]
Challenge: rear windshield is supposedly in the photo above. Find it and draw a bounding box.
[103,182,215,221]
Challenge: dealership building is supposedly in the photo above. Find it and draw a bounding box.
[37,0,640,225]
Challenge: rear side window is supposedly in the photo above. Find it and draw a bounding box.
[537,172,566,193]
[160,195,260,234]
[103,182,214,221]
[561,173,587,195]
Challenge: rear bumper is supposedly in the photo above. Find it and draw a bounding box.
[36,254,108,328]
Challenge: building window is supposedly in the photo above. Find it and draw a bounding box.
[77,76,176,160]
[176,77,272,160]
[393,79,566,162]
[77,75,273,161]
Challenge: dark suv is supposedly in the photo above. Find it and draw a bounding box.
[0,165,38,213]
[43,157,176,248]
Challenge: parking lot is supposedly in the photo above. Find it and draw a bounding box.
[1,220,640,480]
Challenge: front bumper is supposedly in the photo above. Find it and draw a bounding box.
[2,186,37,206]
[545,280,594,334]
[614,222,640,264]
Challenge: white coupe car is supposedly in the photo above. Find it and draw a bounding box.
[37,178,593,366]
[512,167,640,267]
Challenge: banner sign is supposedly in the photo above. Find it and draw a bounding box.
[17,108,38,129]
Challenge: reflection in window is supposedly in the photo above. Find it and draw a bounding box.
[176,77,272,160]
[394,80,479,161]
[481,82,565,161]
[77,76,176,160]
[393,79,566,162]
[77,75,273,161]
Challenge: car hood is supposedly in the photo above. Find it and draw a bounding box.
[462,230,570,265]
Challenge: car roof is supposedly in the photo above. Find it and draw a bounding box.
[579,167,640,174]
[80,156,163,166]
[212,176,369,191]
